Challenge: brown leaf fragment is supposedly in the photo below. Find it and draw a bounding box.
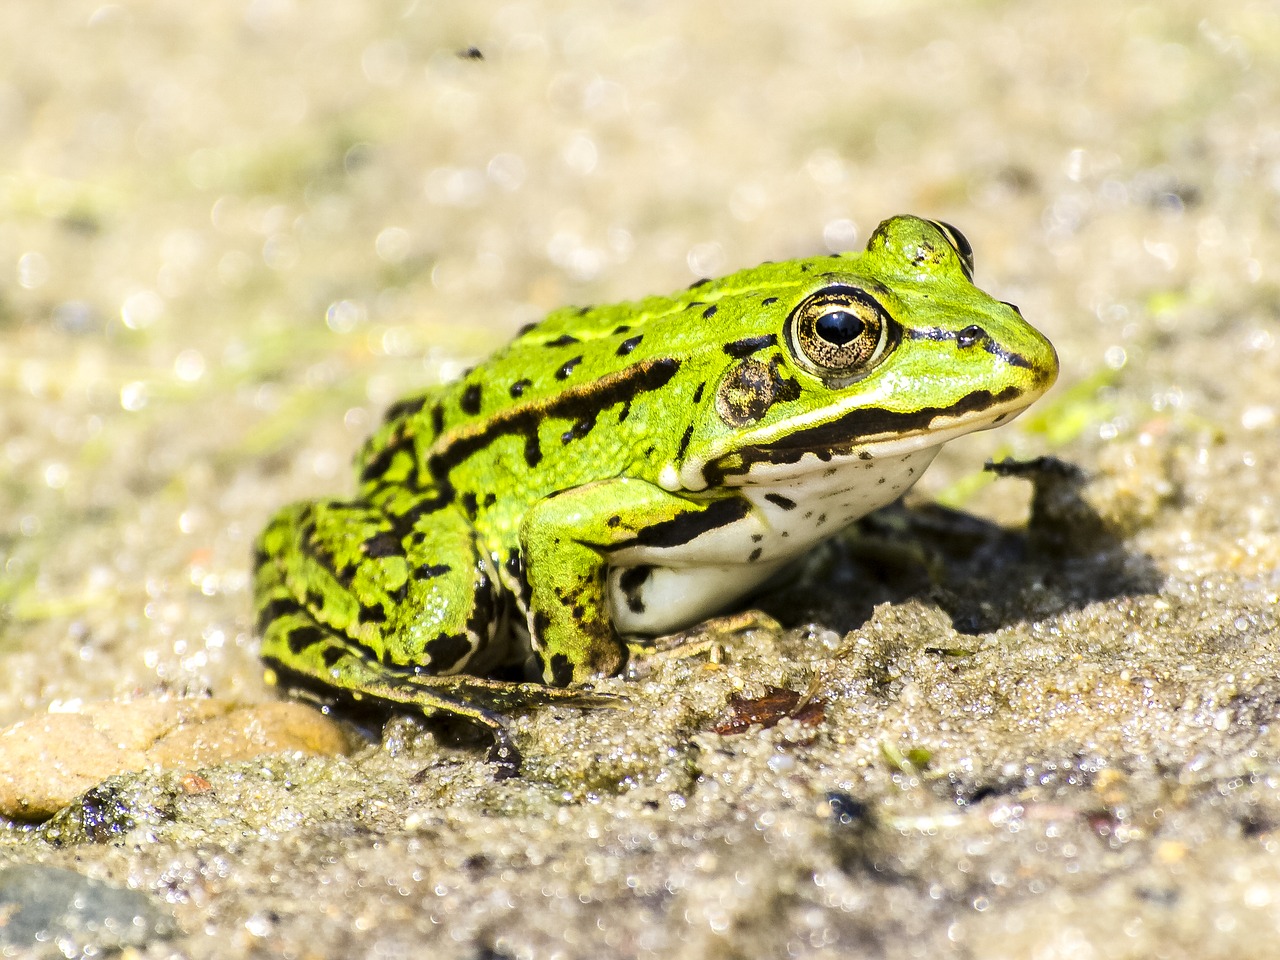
[712,686,826,735]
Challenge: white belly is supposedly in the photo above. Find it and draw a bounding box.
[607,446,940,634]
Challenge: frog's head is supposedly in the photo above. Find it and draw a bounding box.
[681,215,1059,489]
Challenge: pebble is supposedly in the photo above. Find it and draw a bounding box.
[0,697,350,820]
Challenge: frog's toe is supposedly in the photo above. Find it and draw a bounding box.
[424,676,627,713]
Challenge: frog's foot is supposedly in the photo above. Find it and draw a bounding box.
[261,616,621,778]
[422,676,626,713]
[260,633,522,776]
[626,609,783,674]
[390,677,625,775]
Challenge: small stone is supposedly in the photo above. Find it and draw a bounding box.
[0,697,350,820]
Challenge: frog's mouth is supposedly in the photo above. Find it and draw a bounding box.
[698,384,1038,487]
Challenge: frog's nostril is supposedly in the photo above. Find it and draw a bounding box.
[957,325,985,348]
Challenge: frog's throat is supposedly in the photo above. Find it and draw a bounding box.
[682,382,1045,491]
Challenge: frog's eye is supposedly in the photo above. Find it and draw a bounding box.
[787,285,894,380]
[927,220,975,280]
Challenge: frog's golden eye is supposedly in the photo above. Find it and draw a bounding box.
[787,285,894,380]
[927,220,975,279]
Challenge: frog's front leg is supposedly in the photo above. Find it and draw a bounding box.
[519,478,764,685]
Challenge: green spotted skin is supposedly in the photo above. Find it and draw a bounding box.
[254,215,1059,767]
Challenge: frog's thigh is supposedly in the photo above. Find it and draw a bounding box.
[391,496,510,672]
[255,497,499,682]
[518,478,759,685]
[258,597,514,741]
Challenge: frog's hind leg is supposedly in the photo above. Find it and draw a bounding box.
[259,624,527,773]
[253,498,610,775]
[260,629,618,776]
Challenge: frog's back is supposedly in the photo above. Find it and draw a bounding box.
[358,259,833,518]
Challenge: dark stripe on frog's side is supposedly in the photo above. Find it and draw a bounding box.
[764,493,796,510]
[905,326,1035,369]
[545,333,581,347]
[704,386,1021,483]
[624,497,751,549]
[358,361,685,582]
[361,358,681,494]
[425,357,682,481]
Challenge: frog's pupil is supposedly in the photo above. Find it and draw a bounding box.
[816,310,863,345]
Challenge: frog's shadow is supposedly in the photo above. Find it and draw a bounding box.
[754,457,1163,637]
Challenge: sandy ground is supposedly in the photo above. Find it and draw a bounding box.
[2,0,1279,957]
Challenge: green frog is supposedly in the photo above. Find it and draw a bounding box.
[254,215,1058,771]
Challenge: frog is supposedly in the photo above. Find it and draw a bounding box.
[253,215,1058,772]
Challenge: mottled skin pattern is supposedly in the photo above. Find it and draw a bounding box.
[253,216,1059,771]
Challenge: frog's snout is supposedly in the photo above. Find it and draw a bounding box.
[1021,325,1060,393]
